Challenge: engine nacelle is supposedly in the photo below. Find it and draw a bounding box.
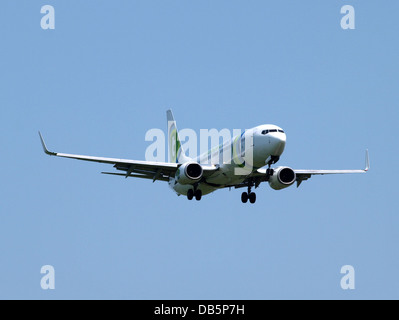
[175,162,203,185]
[268,167,296,190]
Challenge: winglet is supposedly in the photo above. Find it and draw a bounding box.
[38,131,57,156]
[365,149,370,172]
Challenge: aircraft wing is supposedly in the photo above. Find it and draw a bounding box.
[291,150,369,186]
[232,150,369,189]
[39,132,178,182]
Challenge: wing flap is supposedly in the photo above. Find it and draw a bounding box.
[101,172,169,182]
[294,169,367,175]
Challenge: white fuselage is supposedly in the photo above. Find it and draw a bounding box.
[168,125,287,196]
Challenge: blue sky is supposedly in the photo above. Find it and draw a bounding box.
[0,1,398,299]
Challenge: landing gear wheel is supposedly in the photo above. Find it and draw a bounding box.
[195,190,202,201]
[241,192,248,203]
[249,192,256,204]
[187,189,194,200]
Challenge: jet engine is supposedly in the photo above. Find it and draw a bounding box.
[268,167,296,190]
[175,162,203,185]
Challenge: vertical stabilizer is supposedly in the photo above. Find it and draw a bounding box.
[167,110,191,164]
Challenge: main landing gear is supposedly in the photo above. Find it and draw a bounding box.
[241,185,256,204]
[187,188,202,201]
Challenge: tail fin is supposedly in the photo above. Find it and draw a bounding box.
[167,109,190,164]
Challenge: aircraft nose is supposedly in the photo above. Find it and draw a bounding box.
[270,132,286,156]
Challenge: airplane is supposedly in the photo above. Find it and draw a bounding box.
[39,110,369,204]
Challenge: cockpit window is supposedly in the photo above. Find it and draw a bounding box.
[262,129,284,135]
